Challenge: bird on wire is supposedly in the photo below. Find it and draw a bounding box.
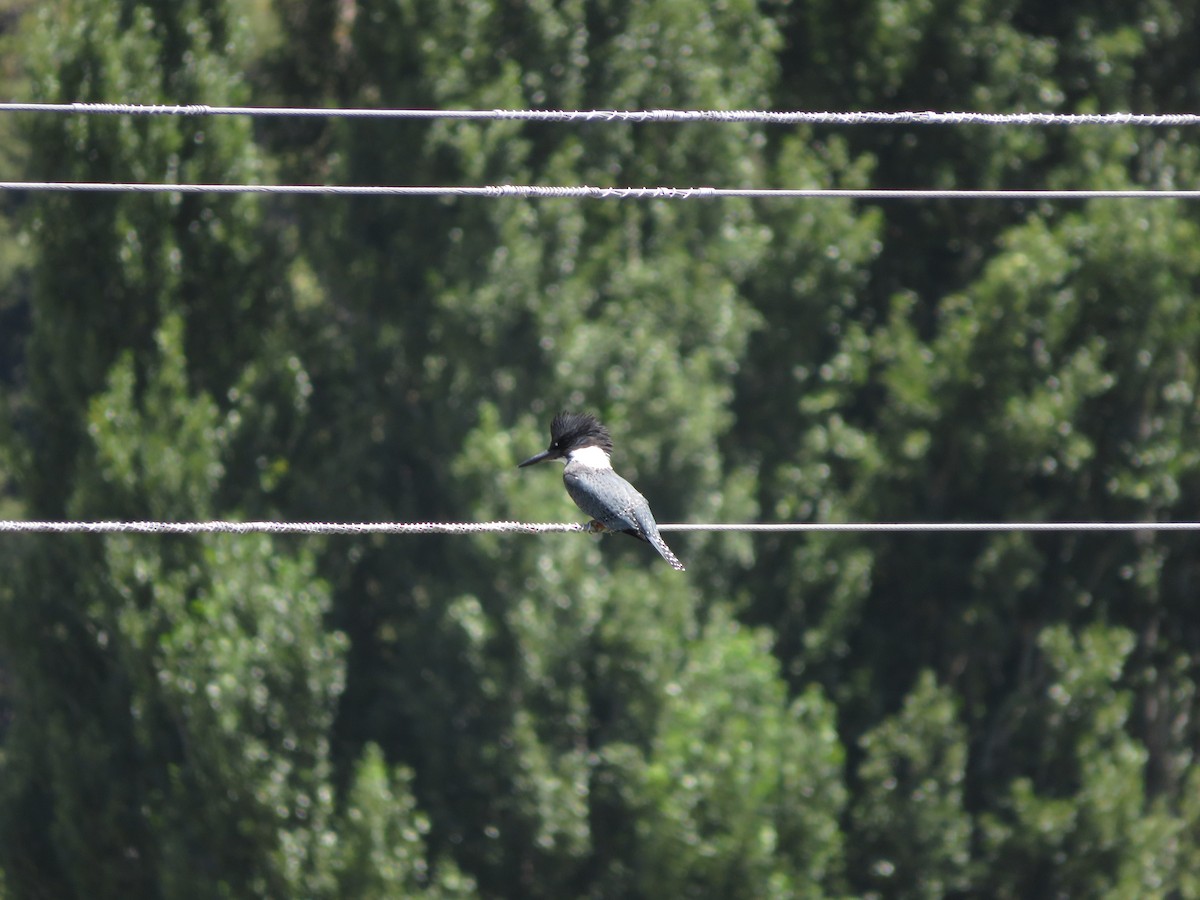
[519,412,686,571]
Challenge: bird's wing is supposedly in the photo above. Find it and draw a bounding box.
[564,467,686,571]
[563,468,647,535]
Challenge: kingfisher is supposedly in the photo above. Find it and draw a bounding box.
[518,412,686,571]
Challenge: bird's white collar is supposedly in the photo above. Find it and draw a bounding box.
[566,445,613,469]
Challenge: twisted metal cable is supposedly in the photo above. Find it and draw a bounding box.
[3,182,1200,200]
[2,520,1198,535]
[2,103,1200,127]
[0,520,585,535]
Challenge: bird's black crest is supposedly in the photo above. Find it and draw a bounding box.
[550,411,614,454]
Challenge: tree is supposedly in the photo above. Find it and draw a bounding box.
[751,1,1200,892]
[849,671,971,899]
[981,624,1184,898]
[7,0,1200,896]
[1,2,467,895]
[263,0,821,894]
[640,613,846,899]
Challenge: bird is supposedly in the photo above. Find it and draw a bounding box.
[518,412,686,571]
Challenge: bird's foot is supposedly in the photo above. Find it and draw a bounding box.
[584,520,610,534]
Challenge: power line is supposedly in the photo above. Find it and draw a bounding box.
[1,521,1198,535]
[3,181,1199,200]
[663,522,1200,533]
[0,520,583,535]
[2,103,1199,127]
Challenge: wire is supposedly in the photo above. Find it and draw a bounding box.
[2,520,1198,535]
[3,181,1199,200]
[3,103,1200,127]
[0,520,585,535]
[663,522,1200,533]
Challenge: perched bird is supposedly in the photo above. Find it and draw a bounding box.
[519,412,685,571]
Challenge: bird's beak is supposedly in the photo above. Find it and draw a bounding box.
[518,449,554,468]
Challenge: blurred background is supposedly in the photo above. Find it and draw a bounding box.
[1,0,1200,896]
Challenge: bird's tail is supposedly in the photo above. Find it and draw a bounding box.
[647,529,686,572]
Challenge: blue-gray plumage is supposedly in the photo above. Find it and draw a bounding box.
[518,412,685,571]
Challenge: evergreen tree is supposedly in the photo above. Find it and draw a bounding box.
[754,2,1200,892]
[849,672,971,898]
[264,0,852,895]
[2,2,468,896]
[6,0,1200,896]
[639,612,846,899]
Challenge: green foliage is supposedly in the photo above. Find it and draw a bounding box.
[2,1,463,896]
[981,624,1184,898]
[21,0,292,519]
[0,1,34,520]
[5,0,1200,897]
[640,613,845,899]
[4,316,323,895]
[3,316,459,897]
[330,744,476,899]
[850,672,971,899]
[266,0,802,895]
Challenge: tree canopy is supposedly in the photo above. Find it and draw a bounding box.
[2,0,1200,896]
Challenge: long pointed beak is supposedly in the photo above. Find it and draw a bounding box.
[518,449,555,468]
